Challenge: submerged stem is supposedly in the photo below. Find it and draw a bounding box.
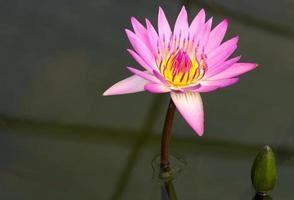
[161,180,178,200]
[160,98,176,171]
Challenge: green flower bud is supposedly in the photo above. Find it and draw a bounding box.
[251,145,277,195]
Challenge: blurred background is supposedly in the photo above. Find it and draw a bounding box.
[0,0,294,199]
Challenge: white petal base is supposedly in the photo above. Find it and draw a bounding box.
[171,92,204,136]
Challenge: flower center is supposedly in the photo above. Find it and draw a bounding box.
[159,50,207,88]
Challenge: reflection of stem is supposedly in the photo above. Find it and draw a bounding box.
[161,180,178,200]
[253,193,273,200]
[160,99,176,170]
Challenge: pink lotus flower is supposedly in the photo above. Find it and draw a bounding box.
[103,6,257,136]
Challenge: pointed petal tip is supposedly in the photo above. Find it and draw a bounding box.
[159,6,164,13]
[223,18,229,24]
[229,35,240,47]
[130,17,139,27]
[178,5,188,17]
[243,62,258,69]
[221,19,229,30]
[124,29,131,35]
[206,17,213,26]
[235,35,240,42]
[199,8,206,16]
[125,29,135,40]
[235,55,242,61]
[130,16,136,22]
[158,6,172,38]
[145,18,153,27]
[248,63,259,70]
[102,89,111,96]
[178,6,188,20]
[184,109,205,136]
[130,17,144,28]
[126,66,133,71]
[228,35,239,43]
[191,121,204,136]
[180,5,187,11]
[195,128,204,136]
[103,85,123,96]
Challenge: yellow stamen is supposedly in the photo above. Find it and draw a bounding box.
[160,50,206,88]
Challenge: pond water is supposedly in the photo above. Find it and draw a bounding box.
[0,0,294,199]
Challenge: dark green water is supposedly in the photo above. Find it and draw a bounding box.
[0,0,294,199]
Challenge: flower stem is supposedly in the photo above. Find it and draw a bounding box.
[160,98,176,171]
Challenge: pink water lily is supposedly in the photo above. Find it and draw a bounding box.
[103,6,257,136]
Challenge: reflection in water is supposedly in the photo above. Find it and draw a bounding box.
[161,179,178,200]
[152,155,186,183]
[253,193,273,200]
[152,155,186,200]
